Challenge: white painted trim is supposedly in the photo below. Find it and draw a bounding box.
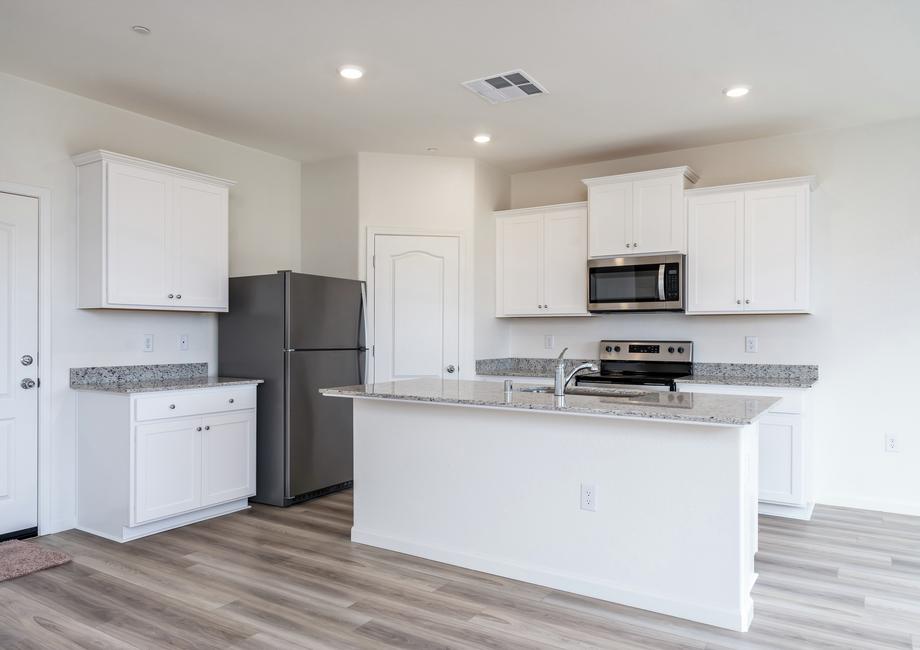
[493,201,587,218]
[71,150,236,187]
[364,227,466,382]
[759,501,815,520]
[77,499,250,543]
[685,175,817,196]
[352,526,751,632]
[817,496,920,518]
[582,166,699,187]
[0,181,53,535]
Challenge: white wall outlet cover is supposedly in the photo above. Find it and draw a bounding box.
[142,334,154,352]
[580,483,596,511]
[745,336,759,353]
[178,334,189,351]
[544,335,555,350]
[886,435,899,452]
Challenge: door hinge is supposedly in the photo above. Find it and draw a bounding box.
[371,345,375,357]
[372,255,375,269]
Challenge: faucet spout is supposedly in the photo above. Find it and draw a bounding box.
[552,351,598,396]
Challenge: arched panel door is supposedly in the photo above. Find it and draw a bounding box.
[372,235,460,383]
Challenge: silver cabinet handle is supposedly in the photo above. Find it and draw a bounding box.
[625,243,631,248]
[176,294,181,299]
[169,404,176,409]
[745,299,751,304]
[168,294,174,299]
[446,365,456,374]
[543,304,548,308]
[736,299,741,304]
[20,378,36,389]
[228,398,234,403]
[204,425,210,430]
[196,426,202,432]
[20,354,34,366]
[633,242,638,248]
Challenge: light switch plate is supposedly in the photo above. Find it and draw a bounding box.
[544,335,555,350]
[142,334,154,352]
[745,336,758,353]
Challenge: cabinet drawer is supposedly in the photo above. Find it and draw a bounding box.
[676,383,803,414]
[135,387,256,421]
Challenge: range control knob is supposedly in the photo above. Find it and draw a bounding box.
[605,345,613,353]
[613,345,621,353]
[677,346,685,354]
[668,346,675,354]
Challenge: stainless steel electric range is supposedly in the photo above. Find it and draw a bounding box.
[574,340,693,392]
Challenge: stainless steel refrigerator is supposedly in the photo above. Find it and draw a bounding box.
[218,271,367,506]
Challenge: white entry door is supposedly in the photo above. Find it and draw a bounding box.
[372,234,460,383]
[0,192,39,537]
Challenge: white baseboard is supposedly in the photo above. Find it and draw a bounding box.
[816,495,920,517]
[352,526,752,632]
[76,499,250,543]
[759,501,815,520]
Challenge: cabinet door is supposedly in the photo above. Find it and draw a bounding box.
[543,207,588,314]
[105,162,173,307]
[686,193,745,313]
[172,178,229,310]
[497,214,543,315]
[588,183,632,258]
[632,176,684,254]
[758,413,804,505]
[744,185,809,312]
[134,417,201,524]
[201,410,256,506]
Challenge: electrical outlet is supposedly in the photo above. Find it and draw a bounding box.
[142,334,154,352]
[544,335,555,350]
[745,336,759,353]
[580,483,596,511]
[886,435,899,453]
[178,334,189,351]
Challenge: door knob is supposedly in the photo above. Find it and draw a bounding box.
[20,354,33,366]
[20,378,36,389]
[446,365,456,374]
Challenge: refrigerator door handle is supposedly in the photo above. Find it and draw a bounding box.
[360,282,370,384]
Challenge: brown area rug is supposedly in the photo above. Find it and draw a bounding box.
[0,539,71,581]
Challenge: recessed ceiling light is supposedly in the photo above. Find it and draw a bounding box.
[131,25,151,35]
[426,147,439,152]
[723,85,750,98]
[338,65,365,80]
[473,134,492,144]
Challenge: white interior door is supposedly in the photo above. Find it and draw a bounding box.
[373,234,460,383]
[0,192,39,536]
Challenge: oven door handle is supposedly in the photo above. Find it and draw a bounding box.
[657,264,666,301]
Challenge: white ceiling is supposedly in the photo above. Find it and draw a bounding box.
[2,0,919,172]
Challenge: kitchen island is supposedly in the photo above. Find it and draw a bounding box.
[321,378,779,631]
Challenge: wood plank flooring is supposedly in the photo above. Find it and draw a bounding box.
[3,491,920,648]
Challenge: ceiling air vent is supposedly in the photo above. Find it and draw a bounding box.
[462,69,547,104]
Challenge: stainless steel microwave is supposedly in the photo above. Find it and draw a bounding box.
[587,254,685,312]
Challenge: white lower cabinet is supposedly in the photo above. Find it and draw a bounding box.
[677,382,813,519]
[77,384,258,542]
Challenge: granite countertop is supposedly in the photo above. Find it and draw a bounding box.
[70,376,263,394]
[477,358,819,389]
[320,378,780,426]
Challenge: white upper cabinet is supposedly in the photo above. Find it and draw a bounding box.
[74,150,234,312]
[583,167,698,257]
[495,203,589,317]
[686,177,813,315]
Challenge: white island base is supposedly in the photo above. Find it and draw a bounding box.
[350,398,759,632]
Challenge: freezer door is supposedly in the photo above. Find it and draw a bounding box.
[286,349,363,498]
[286,273,365,350]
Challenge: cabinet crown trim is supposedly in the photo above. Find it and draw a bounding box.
[493,201,587,218]
[685,175,816,196]
[71,150,237,187]
[581,166,699,187]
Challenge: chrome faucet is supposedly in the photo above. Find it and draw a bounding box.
[553,347,599,396]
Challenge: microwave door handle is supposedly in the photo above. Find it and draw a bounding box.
[657,264,666,301]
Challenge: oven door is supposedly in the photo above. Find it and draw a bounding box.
[587,255,684,312]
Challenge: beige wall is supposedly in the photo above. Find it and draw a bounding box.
[0,72,302,532]
[508,116,920,515]
[301,155,359,280]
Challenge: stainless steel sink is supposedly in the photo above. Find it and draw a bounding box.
[516,385,647,397]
